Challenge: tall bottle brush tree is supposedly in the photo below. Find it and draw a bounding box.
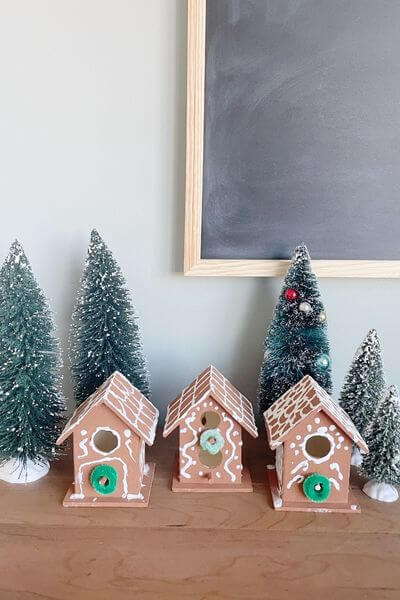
[0,241,65,480]
[339,329,385,438]
[259,244,332,414]
[361,385,400,502]
[71,230,150,405]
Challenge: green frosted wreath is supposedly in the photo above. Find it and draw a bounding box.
[200,429,225,455]
[90,464,118,495]
[303,473,331,503]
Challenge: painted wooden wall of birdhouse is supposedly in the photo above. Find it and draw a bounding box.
[280,409,352,506]
[71,404,144,501]
[178,393,244,485]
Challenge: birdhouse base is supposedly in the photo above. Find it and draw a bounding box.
[62,462,156,508]
[267,465,361,513]
[171,454,253,492]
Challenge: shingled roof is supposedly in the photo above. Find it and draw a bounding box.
[163,365,258,438]
[264,375,368,453]
[57,371,158,446]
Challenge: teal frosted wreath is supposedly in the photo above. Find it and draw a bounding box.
[200,429,225,455]
[90,464,118,495]
[302,473,331,503]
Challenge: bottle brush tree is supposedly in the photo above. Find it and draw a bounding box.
[70,229,150,405]
[361,385,400,502]
[339,329,385,438]
[258,243,332,415]
[0,241,65,482]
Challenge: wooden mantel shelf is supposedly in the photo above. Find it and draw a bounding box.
[0,431,399,600]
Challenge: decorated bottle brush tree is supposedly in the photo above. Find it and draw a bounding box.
[258,243,332,415]
[0,241,65,483]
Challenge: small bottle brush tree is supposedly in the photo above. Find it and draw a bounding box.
[361,385,400,503]
[70,230,150,405]
[259,244,332,415]
[339,329,385,440]
[0,241,65,483]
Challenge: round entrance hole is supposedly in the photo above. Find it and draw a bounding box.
[305,435,332,460]
[92,429,119,454]
[201,411,220,428]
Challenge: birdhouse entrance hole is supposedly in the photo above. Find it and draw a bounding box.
[92,429,119,454]
[199,449,223,468]
[305,435,332,459]
[201,411,220,428]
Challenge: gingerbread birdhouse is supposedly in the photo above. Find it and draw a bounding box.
[264,375,368,513]
[163,365,258,492]
[57,371,159,507]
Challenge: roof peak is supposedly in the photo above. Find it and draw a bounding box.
[163,365,258,438]
[57,372,158,446]
[264,375,367,453]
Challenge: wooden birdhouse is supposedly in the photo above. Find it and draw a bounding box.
[264,375,368,513]
[163,365,258,492]
[57,371,159,507]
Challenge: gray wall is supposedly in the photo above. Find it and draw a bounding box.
[0,1,398,419]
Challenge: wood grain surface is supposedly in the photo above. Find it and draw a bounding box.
[0,432,399,599]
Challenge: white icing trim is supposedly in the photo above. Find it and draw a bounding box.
[180,414,198,479]
[139,440,145,479]
[329,477,340,491]
[125,438,137,463]
[287,474,304,489]
[330,462,343,481]
[127,492,144,500]
[223,414,237,483]
[78,436,89,458]
[290,460,309,475]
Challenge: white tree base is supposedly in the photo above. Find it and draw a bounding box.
[0,458,50,484]
[363,479,399,503]
[351,447,364,467]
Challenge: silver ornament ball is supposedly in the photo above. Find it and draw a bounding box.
[318,311,327,323]
[299,301,312,314]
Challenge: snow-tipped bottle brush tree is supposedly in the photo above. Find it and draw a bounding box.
[361,385,400,503]
[70,230,150,406]
[258,244,332,415]
[339,329,385,466]
[0,241,65,483]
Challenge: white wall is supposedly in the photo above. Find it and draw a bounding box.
[0,1,398,418]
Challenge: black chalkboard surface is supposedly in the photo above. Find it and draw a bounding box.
[200,0,400,262]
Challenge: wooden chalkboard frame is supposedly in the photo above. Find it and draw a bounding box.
[184,0,400,277]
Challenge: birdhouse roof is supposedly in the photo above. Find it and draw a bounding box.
[264,375,368,453]
[57,372,159,446]
[163,365,258,438]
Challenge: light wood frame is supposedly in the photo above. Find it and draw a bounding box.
[184,0,400,278]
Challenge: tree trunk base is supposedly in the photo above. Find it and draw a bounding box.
[363,478,399,502]
[0,458,50,484]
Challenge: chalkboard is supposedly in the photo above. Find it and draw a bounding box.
[184,0,400,277]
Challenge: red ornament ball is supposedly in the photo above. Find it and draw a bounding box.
[285,288,298,301]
